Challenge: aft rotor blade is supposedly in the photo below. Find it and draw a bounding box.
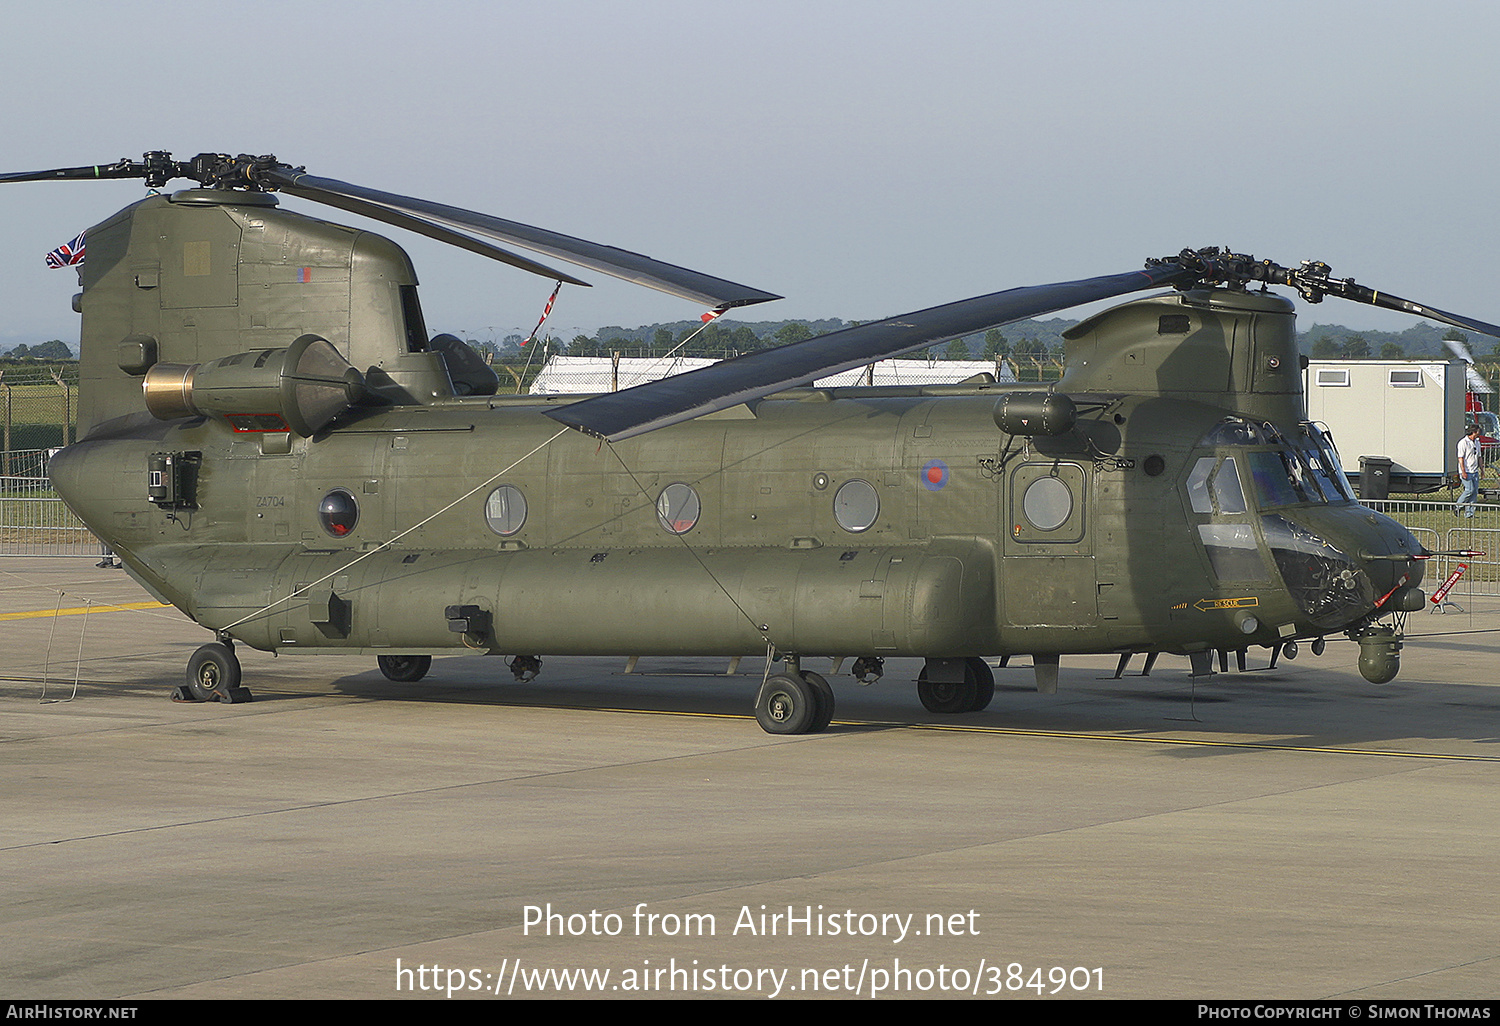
[545,262,1196,442]
[263,168,782,310]
[1241,254,1500,341]
[264,175,590,287]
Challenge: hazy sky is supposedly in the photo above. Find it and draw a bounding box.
[4,1,1498,349]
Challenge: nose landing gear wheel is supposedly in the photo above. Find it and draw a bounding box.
[183,642,251,703]
[377,655,432,682]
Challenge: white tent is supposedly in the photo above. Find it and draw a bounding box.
[528,355,1016,395]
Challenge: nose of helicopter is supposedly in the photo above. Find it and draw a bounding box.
[1262,505,1425,686]
[1345,506,1428,606]
[1262,505,1425,633]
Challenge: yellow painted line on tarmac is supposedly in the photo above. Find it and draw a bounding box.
[0,600,171,622]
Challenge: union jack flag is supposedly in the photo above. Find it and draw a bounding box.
[45,232,86,269]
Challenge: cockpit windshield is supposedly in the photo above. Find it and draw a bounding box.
[1299,423,1355,503]
[1193,417,1355,510]
[1246,450,1310,507]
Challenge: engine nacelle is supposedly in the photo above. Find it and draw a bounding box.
[142,334,364,437]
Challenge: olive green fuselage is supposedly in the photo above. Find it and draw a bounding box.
[50,382,1418,664]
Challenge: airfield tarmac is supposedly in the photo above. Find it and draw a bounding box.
[2,556,1498,1001]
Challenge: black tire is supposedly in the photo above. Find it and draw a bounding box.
[187,643,241,703]
[918,664,977,714]
[377,655,432,682]
[964,657,995,712]
[802,670,836,732]
[756,674,818,735]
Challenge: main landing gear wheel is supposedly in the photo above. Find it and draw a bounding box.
[801,670,836,732]
[756,673,820,735]
[377,655,432,682]
[181,642,251,704]
[917,658,993,714]
[965,657,995,712]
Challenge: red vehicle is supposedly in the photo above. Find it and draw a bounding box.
[1465,392,1500,464]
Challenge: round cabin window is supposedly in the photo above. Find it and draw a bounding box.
[833,479,880,533]
[1022,476,1072,531]
[318,489,359,538]
[657,483,701,534]
[484,484,528,536]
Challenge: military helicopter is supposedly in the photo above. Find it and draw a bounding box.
[6,151,1492,734]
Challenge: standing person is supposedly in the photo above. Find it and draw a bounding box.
[1456,422,1482,518]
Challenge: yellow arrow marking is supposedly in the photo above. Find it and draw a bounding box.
[1193,596,1259,611]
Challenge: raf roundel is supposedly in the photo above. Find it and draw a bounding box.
[921,459,949,491]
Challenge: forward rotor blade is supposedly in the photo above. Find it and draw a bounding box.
[1255,256,1500,341]
[263,168,782,310]
[545,263,1196,442]
[1360,288,1500,341]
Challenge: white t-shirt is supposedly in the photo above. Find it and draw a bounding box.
[1458,434,1480,476]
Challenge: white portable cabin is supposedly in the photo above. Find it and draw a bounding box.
[1302,359,1466,492]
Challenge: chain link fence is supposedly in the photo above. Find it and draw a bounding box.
[1,369,76,460]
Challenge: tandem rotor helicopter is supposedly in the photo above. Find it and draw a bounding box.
[5,150,1493,733]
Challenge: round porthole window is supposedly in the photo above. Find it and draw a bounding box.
[657,483,701,534]
[484,484,527,536]
[1022,476,1072,531]
[833,479,879,533]
[318,488,359,538]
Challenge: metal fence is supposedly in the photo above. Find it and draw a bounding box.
[1362,497,1500,601]
[0,449,98,557]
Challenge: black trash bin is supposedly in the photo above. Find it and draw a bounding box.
[1359,455,1393,500]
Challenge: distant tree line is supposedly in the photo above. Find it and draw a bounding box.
[2,339,74,361]
[464,317,1083,362]
[1305,327,1500,361]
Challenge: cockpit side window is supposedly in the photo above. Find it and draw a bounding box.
[1197,523,1268,581]
[1187,458,1213,513]
[1188,455,1264,580]
[1186,456,1246,514]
